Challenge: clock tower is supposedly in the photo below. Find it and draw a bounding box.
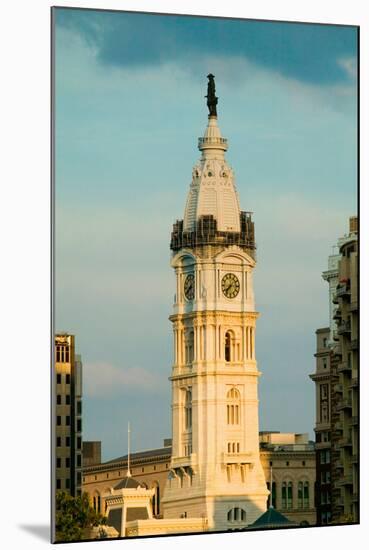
[162,76,268,530]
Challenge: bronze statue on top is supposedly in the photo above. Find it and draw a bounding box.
[205,73,218,117]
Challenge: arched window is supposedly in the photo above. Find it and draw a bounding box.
[298,481,310,509]
[227,388,240,425]
[185,331,194,364]
[303,481,310,509]
[225,332,231,362]
[282,482,287,509]
[185,388,192,430]
[227,507,246,523]
[92,492,101,513]
[287,481,293,509]
[152,482,160,517]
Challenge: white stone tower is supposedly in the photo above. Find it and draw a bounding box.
[162,76,268,531]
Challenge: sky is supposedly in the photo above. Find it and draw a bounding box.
[54,8,357,461]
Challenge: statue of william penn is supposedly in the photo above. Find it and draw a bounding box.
[206,73,218,117]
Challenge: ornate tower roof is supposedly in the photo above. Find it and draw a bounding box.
[171,75,255,257]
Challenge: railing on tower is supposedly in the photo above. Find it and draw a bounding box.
[170,212,256,257]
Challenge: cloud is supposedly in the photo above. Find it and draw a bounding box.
[84,362,163,397]
[338,56,357,80]
[55,8,357,86]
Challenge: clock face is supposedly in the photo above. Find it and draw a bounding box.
[184,274,195,301]
[222,273,240,299]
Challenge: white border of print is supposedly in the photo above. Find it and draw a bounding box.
[1,0,367,549]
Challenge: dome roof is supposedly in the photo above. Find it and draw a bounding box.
[114,476,142,490]
[183,116,241,233]
[247,506,297,530]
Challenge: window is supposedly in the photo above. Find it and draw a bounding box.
[66,437,70,447]
[77,419,82,432]
[77,437,82,449]
[320,384,328,400]
[185,331,194,364]
[56,395,62,405]
[152,483,160,516]
[303,481,309,509]
[184,389,192,430]
[65,479,70,489]
[56,373,61,384]
[302,461,306,466]
[56,479,61,490]
[77,455,81,467]
[320,402,329,423]
[57,437,61,447]
[66,458,70,468]
[227,442,240,454]
[282,481,293,509]
[323,338,327,347]
[66,374,71,384]
[286,461,289,466]
[66,416,70,426]
[56,346,61,363]
[287,481,293,509]
[227,508,246,523]
[225,332,231,362]
[56,416,61,426]
[66,395,71,405]
[77,400,82,414]
[56,458,61,468]
[227,388,240,425]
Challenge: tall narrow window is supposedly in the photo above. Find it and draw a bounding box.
[287,481,293,509]
[185,331,194,364]
[225,332,231,362]
[152,483,160,516]
[282,482,287,509]
[298,481,303,509]
[303,481,310,509]
[227,388,240,425]
[185,389,192,430]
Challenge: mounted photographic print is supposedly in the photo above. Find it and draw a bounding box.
[51,6,359,543]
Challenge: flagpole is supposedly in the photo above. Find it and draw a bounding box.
[127,421,131,477]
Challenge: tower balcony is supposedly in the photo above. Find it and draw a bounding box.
[335,281,351,299]
[337,362,351,374]
[335,474,353,487]
[198,136,228,151]
[337,436,352,448]
[170,213,255,254]
[349,416,358,426]
[349,339,358,351]
[337,320,351,336]
[336,398,352,411]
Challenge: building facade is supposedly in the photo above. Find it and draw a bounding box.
[331,216,358,523]
[162,77,268,530]
[310,217,358,525]
[82,433,316,527]
[54,333,83,496]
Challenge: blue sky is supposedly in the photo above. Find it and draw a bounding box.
[54,8,357,460]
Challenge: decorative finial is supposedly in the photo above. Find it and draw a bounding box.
[205,73,218,117]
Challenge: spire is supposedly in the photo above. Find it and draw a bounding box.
[126,421,132,478]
